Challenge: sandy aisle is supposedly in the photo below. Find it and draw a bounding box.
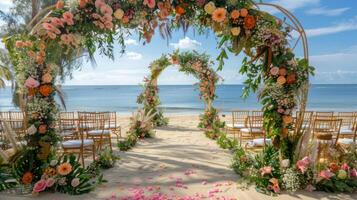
[2,115,356,200]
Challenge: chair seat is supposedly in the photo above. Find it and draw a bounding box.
[61,125,76,130]
[247,138,272,147]
[338,138,356,145]
[60,131,75,137]
[240,128,263,133]
[62,139,93,148]
[340,128,354,135]
[87,130,111,136]
[105,124,118,129]
[226,123,245,129]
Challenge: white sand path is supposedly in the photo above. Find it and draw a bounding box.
[2,115,356,200]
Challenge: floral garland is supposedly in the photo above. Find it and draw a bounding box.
[3,0,313,193]
[137,50,223,136]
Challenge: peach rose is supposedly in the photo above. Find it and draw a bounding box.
[56,0,64,9]
[279,67,287,76]
[230,10,240,19]
[240,8,248,17]
[42,73,53,83]
[277,76,286,85]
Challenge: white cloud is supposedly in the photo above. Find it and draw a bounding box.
[262,0,319,14]
[0,0,12,5]
[125,39,138,46]
[125,51,143,60]
[305,17,357,37]
[307,7,350,16]
[170,37,201,50]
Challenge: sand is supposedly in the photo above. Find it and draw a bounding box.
[2,115,356,200]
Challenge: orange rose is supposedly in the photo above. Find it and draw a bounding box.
[38,124,47,134]
[230,10,240,19]
[244,15,256,30]
[240,8,248,17]
[277,76,286,85]
[39,85,53,97]
[175,6,186,15]
[286,73,296,84]
[22,172,33,185]
[279,67,287,76]
[56,0,64,9]
[329,162,339,173]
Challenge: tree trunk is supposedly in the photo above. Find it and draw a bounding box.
[31,0,38,19]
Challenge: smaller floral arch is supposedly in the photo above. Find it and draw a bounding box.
[137,50,224,137]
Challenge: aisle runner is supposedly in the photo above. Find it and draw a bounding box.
[105,169,237,200]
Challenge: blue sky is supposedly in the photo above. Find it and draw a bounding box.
[1,0,357,85]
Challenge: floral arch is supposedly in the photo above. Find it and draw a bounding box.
[137,50,224,137]
[2,0,314,195]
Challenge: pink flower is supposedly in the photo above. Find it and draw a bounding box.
[296,156,311,173]
[102,14,113,22]
[270,66,279,76]
[350,168,357,178]
[15,41,24,48]
[46,31,56,39]
[33,179,47,193]
[341,163,350,171]
[25,77,40,88]
[305,184,315,192]
[100,5,113,15]
[92,13,101,19]
[61,34,72,45]
[50,17,64,27]
[104,21,113,29]
[319,170,334,180]
[269,178,280,193]
[260,166,272,176]
[46,178,55,187]
[62,11,74,25]
[277,108,285,114]
[42,22,55,31]
[95,0,105,8]
[71,178,80,187]
[196,0,206,7]
[144,0,156,9]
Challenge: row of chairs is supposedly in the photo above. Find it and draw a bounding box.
[225,111,357,150]
[0,111,121,166]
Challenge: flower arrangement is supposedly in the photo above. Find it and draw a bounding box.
[96,147,120,169]
[3,0,315,194]
[128,109,156,139]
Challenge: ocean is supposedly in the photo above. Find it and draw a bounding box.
[0,85,357,114]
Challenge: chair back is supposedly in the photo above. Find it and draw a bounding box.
[0,111,26,139]
[312,119,342,145]
[314,111,334,120]
[59,112,77,140]
[247,116,263,129]
[231,110,249,126]
[251,111,263,117]
[337,112,355,129]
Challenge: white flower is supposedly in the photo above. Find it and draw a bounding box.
[281,159,290,168]
[27,125,37,135]
[50,160,58,167]
[71,178,80,187]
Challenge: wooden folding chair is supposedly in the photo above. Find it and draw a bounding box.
[337,112,356,139]
[59,112,77,140]
[241,116,270,150]
[104,112,121,140]
[314,111,334,120]
[84,112,113,151]
[225,110,249,139]
[62,113,95,167]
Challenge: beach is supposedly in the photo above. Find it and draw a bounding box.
[2,115,356,200]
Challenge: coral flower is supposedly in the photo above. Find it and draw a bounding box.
[319,170,334,180]
[22,172,33,184]
[144,0,156,9]
[15,40,24,48]
[212,8,227,23]
[50,17,64,27]
[56,0,64,9]
[260,166,272,176]
[95,0,105,8]
[175,6,186,16]
[38,124,47,134]
[282,115,293,124]
[279,67,287,76]
[244,15,256,30]
[79,0,88,8]
[39,85,53,97]
[42,22,55,31]
[100,4,113,16]
[269,178,280,193]
[62,12,74,25]
[240,8,248,17]
[329,162,339,173]
[230,10,240,19]
[57,163,73,176]
[33,179,47,193]
[46,31,56,39]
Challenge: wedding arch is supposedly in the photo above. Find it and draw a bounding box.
[137,50,224,137]
[2,0,313,195]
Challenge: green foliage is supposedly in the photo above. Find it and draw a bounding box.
[316,177,357,193]
[0,164,16,191]
[216,133,238,150]
[231,146,254,177]
[118,134,138,151]
[96,148,120,169]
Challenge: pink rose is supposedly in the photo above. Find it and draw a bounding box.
[95,0,105,8]
[270,66,279,76]
[71,178,80,187]
[319,170,334,180]
[260,166,272,176]
[350,168,357,178]
[100,5,113,15]
[341,163,350,171]
[62,11,74,25]
[33,179,47,193]
[46,178,55,187]
[25,77,40,88]
[50,17,64,27]
[144,0,156,9]
[42,22,55,31]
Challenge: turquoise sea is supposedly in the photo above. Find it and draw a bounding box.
[0,85,357,114]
